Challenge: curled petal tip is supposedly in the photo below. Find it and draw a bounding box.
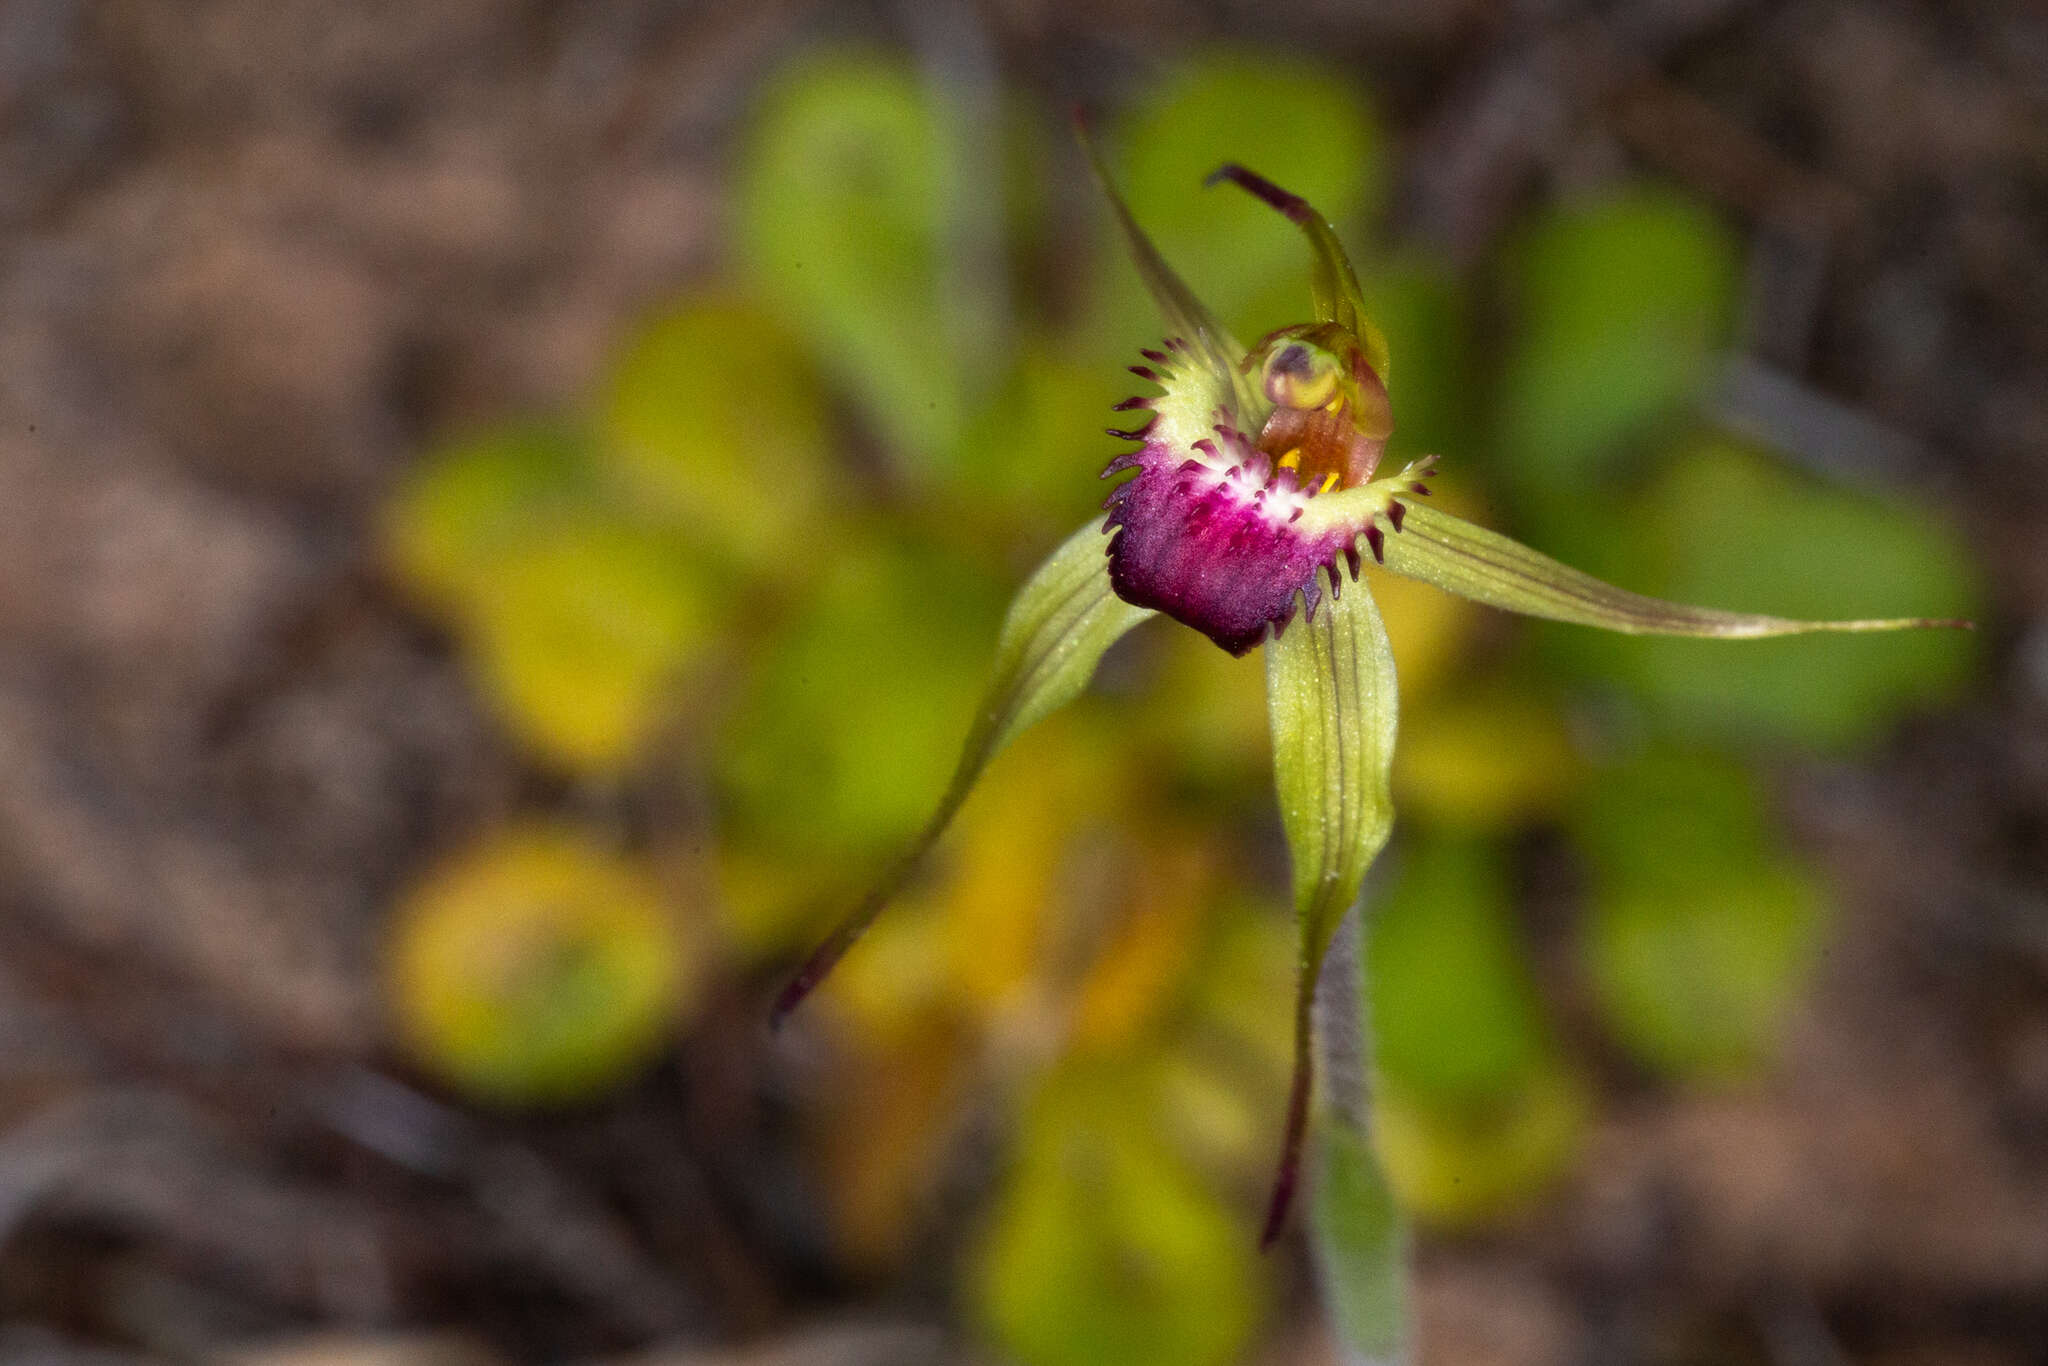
[1205,163,1317,225]
[769,956,829,1030]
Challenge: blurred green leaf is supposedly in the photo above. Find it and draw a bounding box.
[949,343,1130,523]
[1366,837,1587,1227]
[1574,748,1828,1078]
[1137,626,1272,794]
[599,295,837,577]
[1106,50,1382,350]
[1392,682,1581,831]
[1184,899,1297,1082]
[1374,1061,1589,1227]
[1562,439,1980,749]
[737,50,974,468]
[1497,190,1739,488]
[973,1063,1262,1366]
[470,519,715,774]
[1368,836,1552,1106]
[1571,745,1767,888]
[1362,253,1473,469]
[385,421,597,614]
[715,531,1005,855]
[387,824,693,1106]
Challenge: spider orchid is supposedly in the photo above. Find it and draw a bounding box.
[774,136,1965,1247]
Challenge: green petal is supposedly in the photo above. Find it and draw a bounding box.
[1260,581,1399,1244]
[1205,164,1390,378]
[1380,502,1969,637]
[1078,124,1266,423]
[774,521,1152,1022]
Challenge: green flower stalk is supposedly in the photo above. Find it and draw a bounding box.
[775,132,1966,1257]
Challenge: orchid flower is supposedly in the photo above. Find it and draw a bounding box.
[773,137,1965,1248]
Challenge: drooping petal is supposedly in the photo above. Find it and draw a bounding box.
[1260,577,1399,1245]
[774,522,1152,1024]
[1378,502,1972,636]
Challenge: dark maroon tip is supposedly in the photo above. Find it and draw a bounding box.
[1100,452,1140,478]
[1388,501,1407,532]
[1259,1043,1316,1249]
[1140,347,1169,364]
[1111,395,1152,411]
[1259,1159,1301,1250]
[1105,421,1154,441]
[1129,365,1158,382]
[1364,525,1386,564]
[770,949,837,1030]
[772,888,900,1028]
[1205,163,1317,225]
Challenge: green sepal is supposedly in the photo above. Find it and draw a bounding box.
[774,521,1152,1022]
[1260,581,1399,1244]
[1380,502,1970,637]
[1078,124,1267,423]
[1206,164,1390,378]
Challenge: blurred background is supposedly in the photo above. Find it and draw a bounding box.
[0,1,2043,1363]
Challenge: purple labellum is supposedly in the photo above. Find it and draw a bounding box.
[1102,439,1354,656]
